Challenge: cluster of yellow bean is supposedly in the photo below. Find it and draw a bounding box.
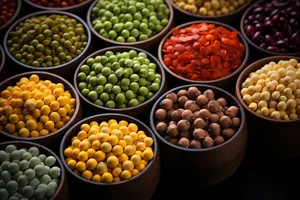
[64,119,155,183]
[0,74,75,137]
[241,59,300,120]
[173,0,246,16]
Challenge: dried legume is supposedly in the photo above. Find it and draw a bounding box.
[29,0,87,8]
[0,0,17,28]
[162,22,245,81]
[0,74,76,137]
[240,58,300,120]
[64,119,154,182]
[7,14,88,67]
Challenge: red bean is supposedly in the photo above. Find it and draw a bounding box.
[267,46,280,52]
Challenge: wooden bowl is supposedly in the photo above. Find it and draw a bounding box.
[169,0,253,24]
[86,0,174,51]
[235,56,300,158]
[158,20,250,90]
[0,0,22,34]
[240,0,300,59]
[24,0,93,14]
[73,46,167,118]
[149,84,248,187]
[3,10,91,76]
[0,140,68,200]
[0,71,82,150]
[59,113,160,200]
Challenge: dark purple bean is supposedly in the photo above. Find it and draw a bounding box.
[279,17,288,22]
[253,3,263,8]
[267,46,280,52]
[274,32,284,40]
[270,9,279,16]
[276,40,287,47]
[284,38,289,43]
[244,19,250,25]
[286,7,293,12]
[264,7,273,13]
[264,20,272,27]
[265,16,271,21]
[272,1,288,7]
[265,35,275,45]
[272,15,280,23]
[252,31,262,42]
[255,14,264,21]
[245,25,255,37]
[255,23,264,31]
[254,6,264,13]
[290,32,299,43]
[259,43,267,49]
[284,24,292,36]
[290,11,299,17]
[281,48,291,53]
[253,20,260,24]
[290,18,297,25]
[248,14,255,21]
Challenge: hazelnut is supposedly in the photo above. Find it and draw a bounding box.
[199,109,211,120]
[163,135,172,141]
[214,136,225,146]
[178,96,189,106]
[169,121,177,126]
[231,117,241,129]
[181,109,194,122]
[208,123,221,137]
[184,100,200,112]
[178,137,190,148]
[173,103,180,110]
[202,136,214,148]
[226,106,239,118]
[167,124,179,137]
[216,110,225,117]
[193,118,207,129]
[177,89,188,97]
[171,109,182,122]
[156,122,167,135]
[166,92,178,103]
[222,128,235,139]
[209,114,220,123]
[216,98,227,107]
[177,119,190,131]
[193,111,201,119]
[179,131,192,139]
[219,116,232,128]
[170,138,179,145]
[155,109,167,121]
[190,140,202,149]
[193,128,206,140]
[167,108,175,119]
[187,87,201,100]
[207,101,221,113]
[203,89,215,101]
[196,95,208,106]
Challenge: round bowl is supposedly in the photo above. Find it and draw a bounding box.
[158,20,250,90]
[24,0,93,14]
[0,45,5,76]
[87,0,174,50]
[150,84,248,187]
[240,0,300,58]
[60,113,160,200]
[235,56,300,158]
[74,46,166,118]
[0,0,22,33]
[0,71,82,149]
[0,140,68,200]
[3,10,91,76]
[170,0,253,24]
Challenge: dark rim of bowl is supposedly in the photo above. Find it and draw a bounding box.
[236,55,300,123]
[158,20,250,84]
[150,83,246,152]
[87,0,174,46]
[0,71,81,141]
[60,113,158,186]
[240,0,300,56]
[0,45,4,73]
[74,46,166,112]
[3,10,91,71]
[0,0,22,31]
[24,0,93,11]
[0,140,66,200]
[170,0,252,20]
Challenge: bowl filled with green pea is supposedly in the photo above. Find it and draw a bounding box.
[87,0,174,50]
[74,46,166,118]
[3,11,91,76]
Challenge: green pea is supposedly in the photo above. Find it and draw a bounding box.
[139,86,149,96]
[1,161,9,171]
[6,180,18,193]
[111,62,120,71]
[100,56,108,64]
[113,7,121,15]
[49,167,60,179]
[0,151,9,163]
[121,30,130,39]
[100,93,110,102]
[133,63,141,72]
[120,5,128,13]
[121,86,129,91]
[139,34,148,40]
[108,74,118,84]
[130,82,140,93]
[138,78,147,86]
[118,104,126,108]
[8,163,19,173]
[115,93,126,105]
[5,145,17,153]
[101,67,111,77]
[136,2,146,10]
[12,171,23,181]
[130,29,140,38]
[132,20,140,29]
[121,78,130,87]
[150,82,160,92]
[82,88,90,97]
[45,184,56,198]
[108,55,117,64]
[96,85,104,94]
[139,23,148,33]
[0,188,9,200]
[28,147,39,157]
[127,36,136,42]
[116,36,125,42]
[112,86,122,95]
[88,91,98,102]
[125,90,135,100]
[105,100,116,108]
[129,74,139,82]
[128,99,139,107]
[40,174,51,185]
[1,171,11,183]
[95,55,102,63]
[77,72,86,82]
[137,95,146,103]
[146,92,154,99]
[34,187,45,200]
[104,83,113,93]
[86,58,95,67]
[78,82,87,91]
[113,23,124,32]
[124,21,134,30]
[133,12,142,21]
[97,75,107,85]
[0,180,4,188]
[93,64,103,74]
[148,23,155,30]
[95,99,104,106]
[108,30,117,39]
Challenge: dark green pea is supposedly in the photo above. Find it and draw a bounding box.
[112,86,121,95]
[118,104,126,108]
[113,7,121,15]
[82,88,90,97]
[96,85,104,94]
[29,178,40,189]
[109,93,115,100]
[149,23,155,30]
[121,5,128,13]
[100,93,109,102]
[116,36,125,42]
[112,62,121,70]
[8,163,19,173]
[115,93,126,105]
[125,90,135,100]
[105,100,116,108]
[0,188,9,200]
[130,82,140,93]
[78,82,87,91]
[104,83,113,93]
[88,91,98,102]
[97,75,107,85]
[1,170,11,183]
[121,86,129,91]
[1,161,9,170]
[95,99,104,106]
[128,99,139,107]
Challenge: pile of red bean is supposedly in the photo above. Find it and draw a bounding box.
[243,0,300,53]
[29,0,86,7]
[0,0,17,28]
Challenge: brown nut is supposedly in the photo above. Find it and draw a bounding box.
[231,117,241,129]
[181,109,194,122]
[167,124,179,137]
[207,101,221,113]
[187,87,201,100]
[173,103,180,110]
[177,89,188,97]
[171,109,182,122]
[163,135,172,141]
[216,110,225,117]
[219,116,232,129]
[179,131,192,139]
[166,92,178,103]
[155,109,167,121]
[204,129,210,137]
[184,100,200,112]
[160,99,173,111]
[178,96,189,107]
[193,118,206,129]
[193,111,201,119]
[226,106,239,118]
[156,122,167,135]
[199,109,211,120]
[178,137,190,148]
[167,108,175,119]
[196,95,208,106]
[170,138,179,145]
[216,98,227,107]
[222,128,235,139]
[209,114,220,123]
[214,136,225,146]
[202,136,214,148]
[208,123,221,137]
[169,121,177,126]
[193,128,206,140]
[177,119,190,131]
[203,89,215,101]
[190,139,202,149]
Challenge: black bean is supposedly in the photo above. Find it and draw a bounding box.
[255,23,264,32]
[271,15,280,23]
[267,46,280,52]
[255,14,263,21]
[290,32,299,43]
[264,20,272,27]
[276,40,287,47]
[270,9,279,16]
[254,6,264,13]
[290,18,297,25]
[286,7,293,12]
[245,25,255,37]
[252,32,262,42]
[290,11,299,17]
[265,35,274,45]
[274,32,284,40]
[279,16,288,22]
[244,19,249,25]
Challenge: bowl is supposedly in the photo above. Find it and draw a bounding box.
[150,84,248,187]
[240,0,300,59]
[60,113,160,200]
[86,0,174,51]
[0,71,82,150]
[0,0,22,35]
[158,20,250,90]
[0,45,5,76]
[24,0,93,15]
[3,10,91,76]
[169,0,253,24]
[74,46,166,118]
[235,56,300,158]
[0,140,68,200]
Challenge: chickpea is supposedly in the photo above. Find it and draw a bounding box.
[228,6,234,12]
[187,0,196,5]
[279,95,288,102]
[295,89,300,98]
[242,94,252,105]
[290,114,298,120]
[258,100,268,109]
[203,2,211,10]
[221,7,229,14]
[283,88,293,97]
[286,99,297,110]
[207,11,215,16]
[276,84,285,92]
[269,101,277,109]
[177,2,186,9]
[254,85,262,92]
[260,107,269,117]
[286,70,296,80]
[288,82,297,91]
[289,59,298,67]
[211,0,220,9]
[190,5,198,13]
[284,115,290,120]
[249,102,257,111]
[260,91,270,101]
[271,111,280,119]
[277,101,287,111]
[271,91,280,100]
[199,7,208,15]
[241,88,249,96]
[252,93,260,103]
